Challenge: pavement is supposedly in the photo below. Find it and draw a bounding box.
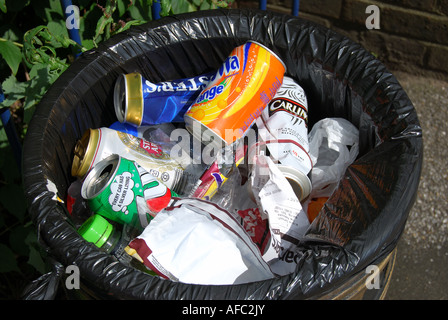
[383,71,448,300]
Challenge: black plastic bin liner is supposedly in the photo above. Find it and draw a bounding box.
[21,9,423,300]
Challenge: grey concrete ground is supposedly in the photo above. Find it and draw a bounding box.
[384,71,448,300]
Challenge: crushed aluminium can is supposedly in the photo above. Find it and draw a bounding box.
[184,41,286,149]
[114,72,212,126]
[251,76,312,201]
[71,127,186,193]
[81,154,178,230]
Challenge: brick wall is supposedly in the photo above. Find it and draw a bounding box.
[237,0,448,81]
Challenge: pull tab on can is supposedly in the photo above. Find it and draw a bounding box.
[114,72,212,126]
[81,155,178,230]
[71,127,185,194]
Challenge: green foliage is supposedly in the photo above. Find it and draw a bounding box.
[0,0,234,299]
[0,40,21,75]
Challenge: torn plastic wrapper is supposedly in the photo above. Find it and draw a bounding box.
[236,207,270,254]
[307,118,359,199]
[303,118,360,222]
[127,198,275,285]
[22,9,422,299]
[189,140,247,201]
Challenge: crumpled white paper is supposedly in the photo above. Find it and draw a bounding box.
[249,154,310,275]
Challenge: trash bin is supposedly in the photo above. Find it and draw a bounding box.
[21,9,423,300]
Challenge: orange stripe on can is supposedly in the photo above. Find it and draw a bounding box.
[184,41,286,148]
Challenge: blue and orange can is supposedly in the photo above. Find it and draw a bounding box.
[184,41,286,149]
[114,72,211,126]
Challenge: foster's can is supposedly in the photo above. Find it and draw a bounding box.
[114,72,211,126]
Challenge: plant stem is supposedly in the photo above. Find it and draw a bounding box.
[0,37,23,48]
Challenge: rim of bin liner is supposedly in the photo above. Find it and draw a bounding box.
[22,9,423,300]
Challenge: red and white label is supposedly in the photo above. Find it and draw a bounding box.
[140,139,163,157]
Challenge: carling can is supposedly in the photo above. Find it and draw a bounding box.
[251,76,312,201]
[114,72,212,126]
[81,155,178,229]
[184,41,286,149]
[71,127,185,193]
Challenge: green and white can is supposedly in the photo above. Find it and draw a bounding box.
[81,154,178,230]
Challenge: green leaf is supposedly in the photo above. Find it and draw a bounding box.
[20,63,64,119]
[23,105,35,124]
[27,246,47,274]
[160,0,172,16]
[114,20,144,34]
[2,75,25,95]
[0,39,22,75]
[47,20,69,48]
[81,39,95,51]
[0,244,20,273]
[94,15,114,43]
[0,125,8,146]
[200,1,212,10]
[0,26,21,43]
[171,0,196,14]
[25,231,47,274]
[0,0,6,13]
[128,0,151,21]
[0,75,26,107]
[23,25,47,67]
[48,0,63,17]
[117,0,126,17]
[22,64,53,112]
[28,62,47,79]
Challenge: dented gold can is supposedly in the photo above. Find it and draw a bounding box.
[72,127,185,193]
